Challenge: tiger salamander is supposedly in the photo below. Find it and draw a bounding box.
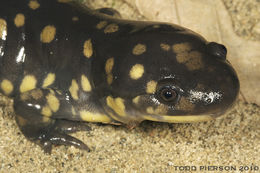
[0,0,240,153]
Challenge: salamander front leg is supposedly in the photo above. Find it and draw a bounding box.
[14,88,90,153]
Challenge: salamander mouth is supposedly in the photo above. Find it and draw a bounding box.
[143,114,214,123]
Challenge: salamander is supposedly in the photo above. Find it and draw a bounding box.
[0,0,240,153]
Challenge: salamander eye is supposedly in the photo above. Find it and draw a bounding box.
[158,86,178,102]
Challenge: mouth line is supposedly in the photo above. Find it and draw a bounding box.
[143,114,214,123]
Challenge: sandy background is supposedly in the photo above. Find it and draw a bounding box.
[0,0,259,172]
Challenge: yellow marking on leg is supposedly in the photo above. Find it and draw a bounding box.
[83,39,93,58]
[0,18,7,40]
[1,79,13,95]
[96,21,108,29]
[41,106,52,117]
[20,75,37,93]
[104,23,119,34]
[81,75,92,92]
[132,96,140,105]
[40,25,56,43]
[14,13,25,28]
[42,73,55,88]
[106,96,126,117]
[146,80,157,94]
[160,43,170,51]
[46,93,60,112]
[80,111,111,123]
[69,79,79,100]
[132,44,146,55]
[31,89,43,100]
[28,0,40,10]
[129,64,144,80]
[146,107,154,114]
[105,58,114,85]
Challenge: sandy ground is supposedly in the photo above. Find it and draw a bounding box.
[0,0,259,172]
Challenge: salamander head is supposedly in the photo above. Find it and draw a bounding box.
[97,24,240,124]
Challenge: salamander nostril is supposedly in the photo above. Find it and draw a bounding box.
[206,42,227,60]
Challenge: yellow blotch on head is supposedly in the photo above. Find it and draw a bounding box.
[132,44,146,55]
[1,79,13,95]
[172,42,192,54]
[106,96,126,117]
[81,75,92,92]
[146,80,157,94]
[40,25,56,43]
[46,93,60,112]
[80,111,112,123]
[28,0,40,10]
[176,51,203,71]
[20,75,37,93]
[160,43,171,51]
[69,79,79,100]
[96,21,108,30]
[14,13,25,28]
[42,73,55,88]
[41,106,52,117]
[129,64,144,80]
[83,39,93,58]
[105,58,114,85]
[104,23,119,34]
[0,18,7,40]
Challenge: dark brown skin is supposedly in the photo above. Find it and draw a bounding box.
[0,0,239,153]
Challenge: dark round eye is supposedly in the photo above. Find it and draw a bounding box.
[159,87,177,102]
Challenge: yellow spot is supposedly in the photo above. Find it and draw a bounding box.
[80,111,111,123]
[146,107,154,114]
[96,21,108,29]
[14,13,25,28]
[105,58,114,85]
[107,74,113,85]
[176,51,203,71]
[104,23,119,34]
[105,58,114,74]
[132,44,146,55]
[106,96,126,117]
[28,0,40,10]
[129,64,144,80]
[42,73,55,88]
[1,79,13,95]
[69,79,79,100]
[160,43,170,51]
[83,39,93,58]
[81,75,92,92]
[41,106,52,117]
[0,18,7,40]
[172,42,192,53]
[31,89,43,100]
[132,96,140,104]
[146,80,157,94]
[40,25,56,43]
[46,93,60,112]
[20,75,37,93]
[42,116,51,123]
[72,16,79,21]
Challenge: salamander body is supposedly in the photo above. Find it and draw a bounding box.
[0,0,239,152]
